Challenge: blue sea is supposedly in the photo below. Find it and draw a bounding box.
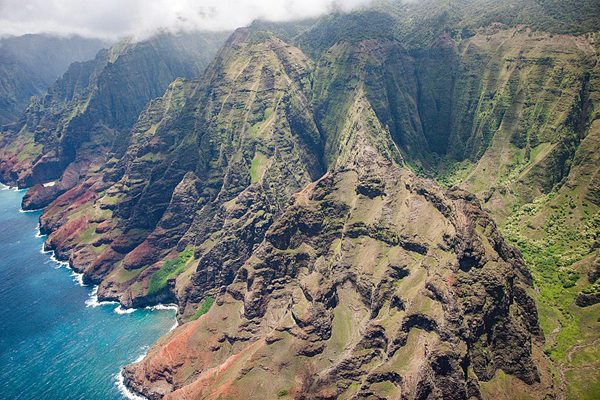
[0,186,177,399]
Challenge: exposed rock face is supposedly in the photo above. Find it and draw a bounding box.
[122,140,552,399]
[0,31,230,189]
[0,34,110,124]
[21,161,88,210]
[3,1,600,398]
[29,29,326,314]
[575,290,600,307]
[576,255,600,307]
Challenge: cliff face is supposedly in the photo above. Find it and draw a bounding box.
[35,30,325,310]
[122,100,552,399]
[454,33,600,400]
[23,26,554,398]
[0,31,229,190]
[0,34,111,124]
[1,1,599,398]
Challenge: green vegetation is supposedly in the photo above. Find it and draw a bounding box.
[582,282,600,295]
[101,193,125,205]
[78,224,99,243]
[16,142,42,162]
[116,266,145,283]
[192,297,215,320]
[250,153,267,183]
[296,11,396,58]
[92,243,107,254]
[147,247,194,296]
[375,0,600,50]
[138,152,162,162]
[4,4,599,397]
[503,194,600,360]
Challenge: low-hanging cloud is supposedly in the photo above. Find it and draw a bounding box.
[0,0,374,40]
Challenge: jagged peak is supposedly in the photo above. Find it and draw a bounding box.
[106,37,136,63]
[332,86,404,170]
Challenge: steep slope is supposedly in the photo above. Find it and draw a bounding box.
[375,0,600,48]
[0,31,229,191]
[311,37,427,165]
[36,29,325,316]
[1,1,598,398]
[461,43,600,398]
[0,34,110,124]
[411,23,600,399]
[439,29,597,199]
[123,100,553,399]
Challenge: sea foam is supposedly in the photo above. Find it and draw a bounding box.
[2,185,177,399]
[114,305,137,315]
[145,303,178,312]
[114,346,152,400]
[145,304,179,331]
[115,372,146,400]
[19,207,40,213]
[85,286,118,308]
[71,270,85,286]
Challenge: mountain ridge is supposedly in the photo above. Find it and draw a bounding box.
[0,34,111,124]
[1,1,599,398]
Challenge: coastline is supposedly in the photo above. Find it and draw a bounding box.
[37,218,181,400]
[118,303,180,399]
[1,182,179,399]
[36,219,181,400]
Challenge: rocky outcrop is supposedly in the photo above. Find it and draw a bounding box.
[25,29,326,313]
[5,3,599,397]
[21,160,88,210]
[0,34,110,124]
[122,136,553,399]
[0,31,230,189]
[575,289,600,307]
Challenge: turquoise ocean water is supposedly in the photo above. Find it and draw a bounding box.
[0,186,176,399]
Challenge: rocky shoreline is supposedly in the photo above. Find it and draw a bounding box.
[1,2,599,396]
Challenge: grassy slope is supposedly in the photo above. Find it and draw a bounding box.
[6,2,599,397]
[433,29,600,400]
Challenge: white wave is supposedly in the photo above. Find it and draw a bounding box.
[64,263,87,287]
[45,252,86,288]
[39,242,52,254]
[84,286,99,307]
[30,212,180,338]
[36,229,91,289]
[0,183,27,192]
[41,248,55,256]
[48,252,69,267]
[71,270,85,286]
[85,286,118,308]
[19,208,40,213]
[114,346,153,400]
[169,319,179,332]
[144,304,179,331]
[35,224,44,238]
[114,305,137,315]
[115,371,147,400]
[145,303,178,312]
[134,346,150,362]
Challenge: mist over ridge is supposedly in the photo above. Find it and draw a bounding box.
[0,0,375,40]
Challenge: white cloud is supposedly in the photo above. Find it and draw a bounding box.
[0,0,374,40]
